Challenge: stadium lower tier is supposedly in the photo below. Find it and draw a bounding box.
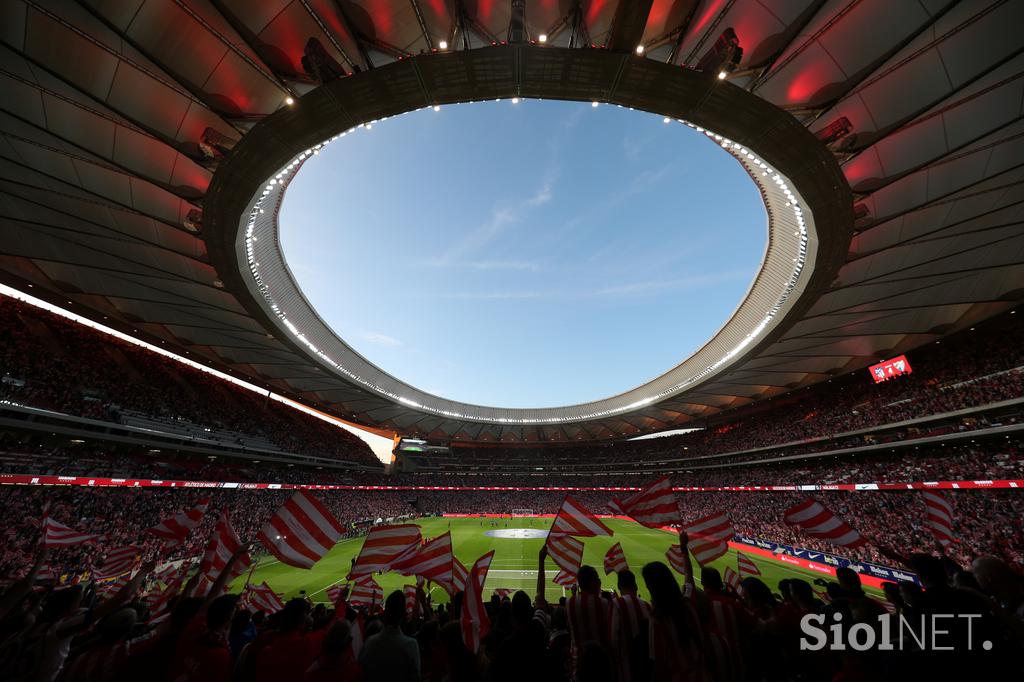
[7,510,1022,682]
[3,485,1020,582]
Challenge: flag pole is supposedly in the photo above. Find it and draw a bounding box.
[243,539,257,589]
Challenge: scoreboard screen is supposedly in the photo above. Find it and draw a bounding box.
[868,355,912,383]
[397,438,450,455]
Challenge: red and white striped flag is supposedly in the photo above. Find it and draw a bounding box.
[546,533,584,579]
[460,551,494,653]
[92,545,139,580]
[257,491,345,569]
[43,516,101,548]
[199,511,251,584]
[143,586,164,609]
[439,556,470,597]
[146,573,185,622]
[348,524,423,577]
[349,575,383,608]
[610,477,680,528]
[736,551,760,577]
[723,566,740,591]
[682,512,734,565]
[783,498,866,548]
[922,490,955,547]
[436,556,470,597]
[550,496,614,537]
[404,584,418,615]
[35,564,57,584]
[99,572,133,595]
[666,544,689,575]
[327,583,346,603]
[553,570,578,587]
[603,542,628,575]
[148,499,209,550]
[453,557,469,590]
[389,532,454,585]
[244,582,284,613]
[151,563,177,585]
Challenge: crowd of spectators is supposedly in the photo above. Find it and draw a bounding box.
[1,459,1021,587]
[1,299,1024,679]
[3,436,1020,491]
[0,299,378,466]
[427,312,1024,473]
[1,521,1021,681]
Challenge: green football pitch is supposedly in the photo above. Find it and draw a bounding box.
[231,517,881,603]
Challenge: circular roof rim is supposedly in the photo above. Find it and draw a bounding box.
[275,102,772,409]
[239,119,813,423]
[203,46,851,432]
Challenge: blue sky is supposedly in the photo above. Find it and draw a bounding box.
[280,100,766,408]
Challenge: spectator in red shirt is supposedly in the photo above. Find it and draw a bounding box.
[302,620,360,681]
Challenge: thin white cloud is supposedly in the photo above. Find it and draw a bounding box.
[432,163,559,265]
[595,270,751,297]
[418,270,751,302]
[526,182,553,207]
[420,290,548,301]
[360,331,403,347]
[426,259,540,271]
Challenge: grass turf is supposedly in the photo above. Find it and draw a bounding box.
[231,517,880,603]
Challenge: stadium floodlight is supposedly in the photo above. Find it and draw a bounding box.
[663,117,671,123]
[439,40,448,50]
[538,34,547,43]
[697,28,742,79]
[635,45,644,54]
[285,96,294,106]
[182,209,203,234]
[592,101,599,107]
[512,97,520,104]
[816,116,854,148]
[433,105,441,111]
[198,127,237,160]
[302,37,346,83]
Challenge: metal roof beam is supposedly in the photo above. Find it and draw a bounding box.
[681,0,737,66]
[297,0,358,72]
[409,0,434,50]
[0,118,206,202]
[745,0,830,90]
[605,0,654,53]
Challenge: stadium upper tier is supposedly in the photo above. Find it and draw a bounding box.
[0,297,380,469]
[1,298,1021,473]
[1,1,1022,442]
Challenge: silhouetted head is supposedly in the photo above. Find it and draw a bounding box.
[701,567,723,592]
[207,594,239,632]
[578,565,601,594]
[617,569,638,594]
[384,590,406,627]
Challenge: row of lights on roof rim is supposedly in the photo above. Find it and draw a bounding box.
[283,39,722,109]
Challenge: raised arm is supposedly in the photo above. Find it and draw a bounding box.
[0,544,48,619]
[677,529,695,589]
[202,546,248,609]
[536,543,549,609]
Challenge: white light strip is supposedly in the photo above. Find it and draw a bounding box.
[0,283,394,464]
[242,104,813,425]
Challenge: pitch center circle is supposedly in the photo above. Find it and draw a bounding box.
[485,528,551,539]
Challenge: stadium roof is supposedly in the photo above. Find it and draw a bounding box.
[1,0,1022,444]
